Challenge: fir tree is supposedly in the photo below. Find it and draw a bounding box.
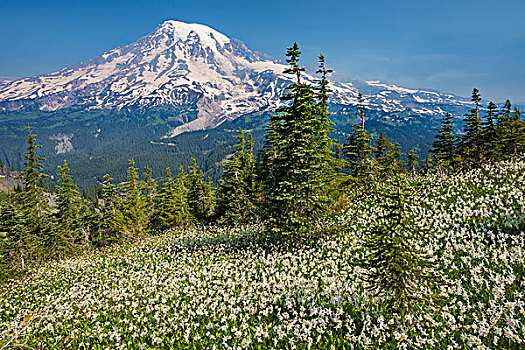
[15,125,49,215]
[56,160,81,231]
[356,93,366,130]
[14,126,53,264]
[142,166,158,229]
[95,174,120,245]
[0,197,23,273]
[372,131,405,177]
[373,130,395,175]
[112,159,149,238]
[406,149,419,174]
[461,88,483,165]
[187,158,215,224]
[431,113,456,167]
[216,129,259,224]
[344,125,374,179]
[385,142,406,173]
[359,175,441,325]
[495,100,519,157]
[513,107,525,154]
[55,160,91,248]
[481,102,499,160]
[343,95,374,180]
[264,44,336,239]
[157,166,192,229]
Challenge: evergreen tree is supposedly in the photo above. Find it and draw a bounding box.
[112,159,149,238]
[372,131,405,177]
[481,102,499,160]
[216,129,260,224]
[0,197,23,273]
[15,125,49,215]
[356,93,366,130]
[315,54,345,203]
[264,44,336,239]
[344,125,374,179]
[343,96,374,180]
[513,107,525,154]
[95,174,120,245]
[385,142,405,173]
[461,88,483,165]
[187,158,215,224]
[142,166,158,229]
[373,130,394,174]
[374,130,390,161]
[495,100,518,157]
[55,160,91,248]
[56,160,80,231]
[359,175,440,324]
[14,126,53,265]
[157,167,192,229]
[431,113,456,167]
[421,152,433,171]
[406,149,419,174]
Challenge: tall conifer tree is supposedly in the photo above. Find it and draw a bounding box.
[343,94,374,179]
[264,44,336,239]
[461,88,483,164]
[431,113,456,167]
[15,125,49,215]
[216,129,259,224]
[112,159,149,238]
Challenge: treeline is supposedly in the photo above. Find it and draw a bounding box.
[1,44,524,278]
[431,88,525,168]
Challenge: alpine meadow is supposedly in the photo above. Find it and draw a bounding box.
[1,12,525,350]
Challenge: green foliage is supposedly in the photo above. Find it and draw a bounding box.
[215,129,261,224]
[15,125,49,215]
[359,175,441,324]
[111,159,150,238]
[428,89,525,171]
[55,159,95,250]
[406,148,419,174]
[156,166,193,229]
[264,45,337,239]
[0,197,23,276]
[343,94,375,179]
[372,130,405,177]
[187,158,215,224]
[431,113,457,167]
[460,88,483,165]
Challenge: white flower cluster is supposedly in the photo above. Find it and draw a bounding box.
[1,159,524,349]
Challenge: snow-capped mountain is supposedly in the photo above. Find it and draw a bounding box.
[0,20,471,136]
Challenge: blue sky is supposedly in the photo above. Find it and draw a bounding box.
[1,0,524,102]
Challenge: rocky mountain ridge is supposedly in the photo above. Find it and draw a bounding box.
[0,20,472,137]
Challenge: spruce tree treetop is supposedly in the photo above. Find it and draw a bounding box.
[15,125,49,213]
[56,159,81,227]
[461,88,484,165]
[283,42,305,85]
[343,97,374,179]
[356,93,366,130]
[431,113,456,166]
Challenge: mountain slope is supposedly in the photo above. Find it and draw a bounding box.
[0,20,472,138]
[0,20,478,189]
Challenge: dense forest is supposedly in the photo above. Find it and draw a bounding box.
[1,43,525,349]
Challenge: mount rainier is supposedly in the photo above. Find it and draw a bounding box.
[0,20,471,137]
